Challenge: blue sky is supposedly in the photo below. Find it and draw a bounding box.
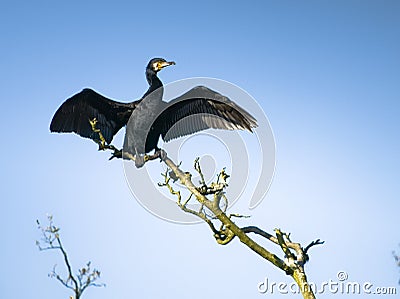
[1,1,399,298]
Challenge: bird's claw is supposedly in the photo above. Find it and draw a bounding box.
[132,150,167,168]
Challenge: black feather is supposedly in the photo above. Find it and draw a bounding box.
[50,88,137,144]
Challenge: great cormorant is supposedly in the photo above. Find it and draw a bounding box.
[50,58,258,167]
[50,58,175,145]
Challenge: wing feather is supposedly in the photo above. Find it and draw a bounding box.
[50,88,137,144]
[152,86,258,142]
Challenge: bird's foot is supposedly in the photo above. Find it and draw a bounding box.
[147,149,167,163]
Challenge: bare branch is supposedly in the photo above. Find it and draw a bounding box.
[304,239,325,254]
[275,228,297,265]
[36,216,105,299]
[108,146,323,299]
[159,153,321,299]
[158,168,220,237]
[241,226,277,243]
[194,157,207,187]
[158,154,293,273]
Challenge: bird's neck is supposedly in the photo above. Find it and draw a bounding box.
[143,69,163,99]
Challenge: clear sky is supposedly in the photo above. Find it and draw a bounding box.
[1,1,399,298]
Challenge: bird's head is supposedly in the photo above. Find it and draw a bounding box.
[147,58,175,73]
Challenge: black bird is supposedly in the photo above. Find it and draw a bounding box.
[50,58,175,145]
[50,58,258,167]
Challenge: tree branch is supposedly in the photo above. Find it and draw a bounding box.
[36,215,105,299]
[103,145,323,299]
[159,152,320,299]
[160,154,294,273]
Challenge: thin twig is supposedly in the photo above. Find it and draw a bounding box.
[36,216,105,299]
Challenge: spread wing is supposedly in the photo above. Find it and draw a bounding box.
[152,86,258,142]
[50,88,138,144]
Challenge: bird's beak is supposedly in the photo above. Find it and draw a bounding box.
[160,61,176,69]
